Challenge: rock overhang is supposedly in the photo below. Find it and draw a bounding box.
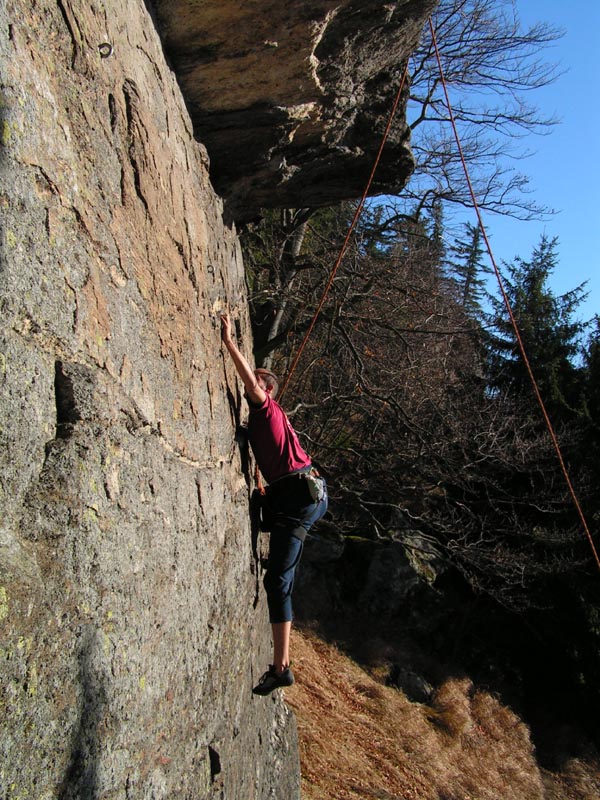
[151,0,439,221]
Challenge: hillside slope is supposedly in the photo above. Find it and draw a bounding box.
[286,629,600,800]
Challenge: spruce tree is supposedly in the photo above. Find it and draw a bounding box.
[446,221,489,319]
[486,235,587,421]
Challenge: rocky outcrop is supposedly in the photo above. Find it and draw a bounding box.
[0,1,296,796]
[296,532,443,624]
[151,0,438,220]
[1,0,437,796]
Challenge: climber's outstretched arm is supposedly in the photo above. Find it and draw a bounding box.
[220,314,266,405]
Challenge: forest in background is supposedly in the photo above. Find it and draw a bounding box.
[237,0,600,767]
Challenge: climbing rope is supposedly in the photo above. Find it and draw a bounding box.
[277,59,411,402]
[426,17,600,571]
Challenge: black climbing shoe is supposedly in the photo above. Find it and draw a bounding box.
[252,665,295,696]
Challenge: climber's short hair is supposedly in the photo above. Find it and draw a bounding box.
[255,368,279,399]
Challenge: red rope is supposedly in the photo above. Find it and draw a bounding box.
[278,59,411,402]
[427,17,600,572]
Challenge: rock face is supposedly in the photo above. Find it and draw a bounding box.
[0,0,435,797]
[151,0,438,220]
[0,1,297,796]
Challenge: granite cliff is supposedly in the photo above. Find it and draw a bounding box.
[0,0,433,796]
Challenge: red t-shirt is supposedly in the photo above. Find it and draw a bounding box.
[247,394,311,484]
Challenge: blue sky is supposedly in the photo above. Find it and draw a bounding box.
[480,0,600,325]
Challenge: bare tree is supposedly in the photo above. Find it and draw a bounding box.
[242,205,356,366]
[375,0,564,229]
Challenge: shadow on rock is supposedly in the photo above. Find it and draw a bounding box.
[58,626,107,800]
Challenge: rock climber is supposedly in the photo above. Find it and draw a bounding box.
[220,313,328,695]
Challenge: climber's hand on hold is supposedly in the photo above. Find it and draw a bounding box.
[220,313,232,344]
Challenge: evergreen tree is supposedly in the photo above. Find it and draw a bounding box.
[579,316,600,519]
[486,235,587,421]
[582,316,600,421]
[446,222,489,319]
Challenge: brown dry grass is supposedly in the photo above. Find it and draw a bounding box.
[285,629,600,800]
